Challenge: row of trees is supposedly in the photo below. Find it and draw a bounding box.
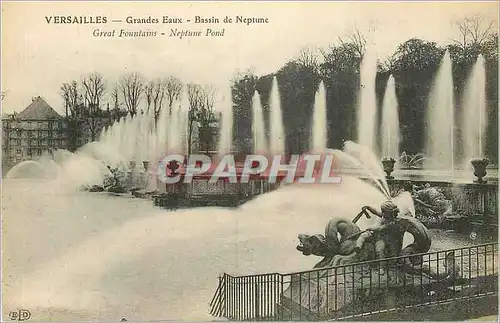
[230,15,499,162]
[60,73,218,152]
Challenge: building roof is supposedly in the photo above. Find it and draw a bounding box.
[15,96,62,120]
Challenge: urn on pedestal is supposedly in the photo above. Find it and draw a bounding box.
[382,157,396,180]
[470,158,489,183]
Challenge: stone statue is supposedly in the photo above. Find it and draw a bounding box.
[404,182,453,226]
[297,200,432,270]
[103,165,128,193]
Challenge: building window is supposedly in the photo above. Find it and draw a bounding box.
[16,149,21,154]
[27,131,32,137]
[37,149,42,155]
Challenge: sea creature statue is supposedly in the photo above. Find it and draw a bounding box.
[103,165,128,193]
[405,182,453,226]
[297,200,432,269]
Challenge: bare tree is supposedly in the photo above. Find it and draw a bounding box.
[110,85,121,118]
[60,81,82,117]
[454,15,494,49]
[119,72,144,116]
[60,80,84,151]
[144,78,167,122]
[81,73,106,141]
[186,84,217,154]
[296,47,320,72]
[319,28,367,74]
[164,76,183,115]
[338,28,367,58]
[111,85,120,110]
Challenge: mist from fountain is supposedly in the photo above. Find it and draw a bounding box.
[269,76,286,155]
[381,75,401,159]
[310,81,328,153]
[251,90,268,154]
[357,49,378,154]
[4,168,417,321]
[424,50,455,172]
[461,54,487,165]
[5,160,56,179]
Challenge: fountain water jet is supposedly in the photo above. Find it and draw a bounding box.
[218,87,233,155]
[357,50,378,153]
[251,90,268,154]
[424,50,455,172]
[269,77,285,155]
[381,75,401,159]
[310,81,327,153]
[461,54,488,164]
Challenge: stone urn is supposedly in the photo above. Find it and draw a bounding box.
[382,157,396,180]
[470,158,489,183]
[143,160,150,172]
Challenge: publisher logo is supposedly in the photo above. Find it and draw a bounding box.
[8,309,31,321]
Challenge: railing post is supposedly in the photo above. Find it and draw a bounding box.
[255,277,260,320]
[221,275,226,318]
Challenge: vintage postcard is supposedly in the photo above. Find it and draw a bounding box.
[1,1,498,322]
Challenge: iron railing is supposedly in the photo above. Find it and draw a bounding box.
[210,242,498,321]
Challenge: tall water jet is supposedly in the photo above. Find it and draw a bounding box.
[155,104,171,159]
[251,90,267,154]
[461,54,487,164]
[269,77,285,155]
[167,101,182,154]
[381,75,400,159]
[356,50,378,153]
[218,87,233,155]
[310,81,327,153]
[171,86,190,155]
[424,50,455,171]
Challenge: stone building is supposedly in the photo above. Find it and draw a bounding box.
[2,96,68,169]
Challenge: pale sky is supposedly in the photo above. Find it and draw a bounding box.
[1,1,498,115]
